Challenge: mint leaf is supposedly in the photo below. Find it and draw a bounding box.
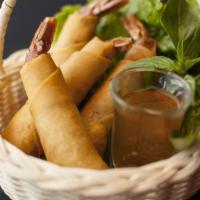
[127,56,179,73]
[161,0,200,59]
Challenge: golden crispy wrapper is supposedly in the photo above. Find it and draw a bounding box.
[20,54,107,169]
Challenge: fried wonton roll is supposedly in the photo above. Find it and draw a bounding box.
[60,36,131,105]
[55,0,128,50]
[50,42,86,66]
[81,16,157,155]
[20,18,107,169]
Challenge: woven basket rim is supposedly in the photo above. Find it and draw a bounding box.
[1,135,200,196]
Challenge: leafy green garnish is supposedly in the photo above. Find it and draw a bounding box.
[161,0,200,60]
[185,57,200,71]
[54,5,81,42]
[96,13,128,40]
[122,0,163,26]
[184,74,196,97]
[177,103,200,151]
[127,56,177,72]
[55,0,173,55]
[149,27,175,55]
[127,0,200,151]
[55,0,200,57]
[170,128,198,152]
[122,0,175,56]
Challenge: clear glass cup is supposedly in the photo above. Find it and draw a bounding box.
[110,68,192,167]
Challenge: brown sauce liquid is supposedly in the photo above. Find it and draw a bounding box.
[112,88,183,167]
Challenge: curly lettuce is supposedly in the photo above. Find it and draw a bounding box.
[96,13,128,40]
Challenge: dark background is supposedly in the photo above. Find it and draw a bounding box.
[3,0,85,58]
[0,0,200,199]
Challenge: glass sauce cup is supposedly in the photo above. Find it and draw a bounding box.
[110,68,192,167]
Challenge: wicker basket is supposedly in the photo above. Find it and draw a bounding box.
[0,66,200,200]
[1,1,200,200]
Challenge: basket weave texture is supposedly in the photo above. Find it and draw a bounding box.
[0,51,200,200]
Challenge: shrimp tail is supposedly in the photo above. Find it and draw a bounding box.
[26,17,57,62]
[112,37,132,53]
[81,0,128,16]
[123,16,156,52]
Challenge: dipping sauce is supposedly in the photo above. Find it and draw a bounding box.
[112,88,184,167]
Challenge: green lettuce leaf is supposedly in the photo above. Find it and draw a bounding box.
[96,13,128,40]
[122,0,163,26]
[122,0,175,55]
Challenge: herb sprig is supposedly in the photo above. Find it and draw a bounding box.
[128,0,200,151]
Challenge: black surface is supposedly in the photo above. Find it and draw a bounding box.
[0,0,200,199]
[2,0,85,57]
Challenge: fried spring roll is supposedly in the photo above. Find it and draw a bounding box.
[81,16,157,155]
[61,36,131,105]
[55,0,128,50]
[52,0,129,67]
[19,17,107,169]
[3,17,58,155]
[3,24,131,156]
[50,42,86,66]
[22,57,107,169]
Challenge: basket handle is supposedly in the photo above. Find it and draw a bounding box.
[0,0,16,73]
